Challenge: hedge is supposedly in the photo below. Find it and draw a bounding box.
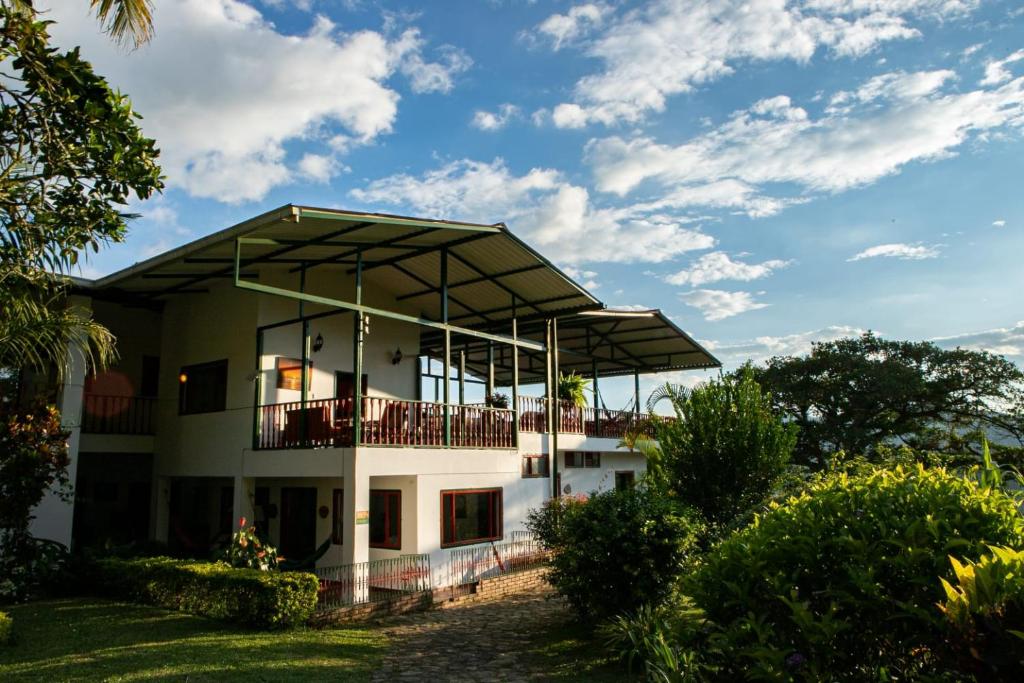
[94,557,319,629]
[0,610,11,645]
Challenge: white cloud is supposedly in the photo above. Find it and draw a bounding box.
[980,49,1024,86]
[297,153,339,182]
[679,289,769,321]
[665,252,792,286]
[993,219,1007,227]
[586,70,1024,212]
[350,158,716,264]
[534,3,610,50]
[551,103,590,129]
[43,1,468,203]
[545,0,977,127]
[562,265,600,290]
[471,104,521,131]
[931,321,1024,360]
[702,324,866,365]
[847,242,941,261]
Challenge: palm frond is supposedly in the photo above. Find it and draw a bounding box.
[90,0,155,48]
[646,382,690,413]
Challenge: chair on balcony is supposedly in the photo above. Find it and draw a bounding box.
[284,405,330,446]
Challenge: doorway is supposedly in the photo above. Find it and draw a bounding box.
[279,487,317,560]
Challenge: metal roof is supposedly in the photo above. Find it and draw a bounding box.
[421,308,720,383]
[84,205,600,326]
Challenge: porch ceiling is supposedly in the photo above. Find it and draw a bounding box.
[421,308,721,385]
[85,205,600,328]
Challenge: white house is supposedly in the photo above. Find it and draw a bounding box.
[28,205,718,586]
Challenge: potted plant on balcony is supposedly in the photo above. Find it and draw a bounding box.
[558,372,588,432]
[485,392,509,409]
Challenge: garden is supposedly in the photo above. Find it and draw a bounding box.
[528,335,1024,682]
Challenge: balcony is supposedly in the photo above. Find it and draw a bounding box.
[81,394,157,435]
[256,396,516,450]
[255,394,671,450]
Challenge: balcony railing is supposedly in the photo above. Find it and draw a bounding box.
[516,396,669,439]
[81,394,157,435]
[256,396,516,450]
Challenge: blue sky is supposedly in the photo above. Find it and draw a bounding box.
[45,0,1024,404]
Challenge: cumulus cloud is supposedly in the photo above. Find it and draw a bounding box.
[350,158,716,264]
[701,324,866,365]
[931,321,1024,360]
[980,49,1024,86]
[471,104,521,131]
[43,1,469,203]
[665,252,792,286]
[847,242,941,261]
[679,289,769,321]
[586,70,1024,216]
[298,153,340,182]
[562,265,600,290]
[533,3,610,50]
[542,0,977,127]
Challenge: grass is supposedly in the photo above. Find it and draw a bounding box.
[0,598,383,681]
[520,614,627,682]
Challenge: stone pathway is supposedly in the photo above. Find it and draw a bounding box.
[369,591,571,682]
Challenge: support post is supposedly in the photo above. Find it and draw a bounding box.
[552,317,560,499]
[486,341,495,399]
[300,266,309,442]
[511,297,519,447]
[544,319,553,433]
[252,328,264,450]
[458,349,466,405]
[352,251,364,445]
[592,358,600,436]
[442,247,451,446]
[634,370,641,416]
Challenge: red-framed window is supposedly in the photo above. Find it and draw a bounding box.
[522,454,550,478]
[564,451,600,468]
[369,490,401,549]
[441,488,503,548]
[331,489,344,545]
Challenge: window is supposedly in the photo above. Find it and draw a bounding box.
[335,371,368,398]
[615,471,636,491]
[441,488,502,547]
[141,355,160,397]
[564,451,600,468]
[521,454,549,478]
[276,357,312,391]
[331,489,344,545]
[369,490,401,549]
[178,360,228,415]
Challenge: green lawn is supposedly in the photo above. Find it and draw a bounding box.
[0,598,383,681]
[520,618,628,682]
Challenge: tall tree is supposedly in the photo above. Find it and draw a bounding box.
[751,333,1024,467]
[0,3,162,380]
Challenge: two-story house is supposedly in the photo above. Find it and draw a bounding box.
[29,205,718,585]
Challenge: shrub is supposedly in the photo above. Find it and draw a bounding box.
[527,487,702,621]
[687,464,1024,679]
[221,517,279,571]
[0,610,11,645]
[939,546,1024,679]
[653,371,796,529]
[94,557,318,629]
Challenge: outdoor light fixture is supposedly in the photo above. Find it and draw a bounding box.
[178,372,188,384]
[312,333,324,353]
[391,347,403,365]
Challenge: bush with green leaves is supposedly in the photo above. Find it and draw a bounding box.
[222,517,279,571]
[0,610,11,645]
[687,464,1024,679]
[653,371,797,528]
[527,487,703,621]
[938,546,1024,679]
[94,557,318,629]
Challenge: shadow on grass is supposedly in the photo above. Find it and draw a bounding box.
[0,598,383,682]
[518,604,630,682]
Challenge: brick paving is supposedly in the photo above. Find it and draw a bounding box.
[369,589,570,682]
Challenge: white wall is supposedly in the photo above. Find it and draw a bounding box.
[559,450,647,497]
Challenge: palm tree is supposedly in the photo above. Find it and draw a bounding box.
[89,0,155,48]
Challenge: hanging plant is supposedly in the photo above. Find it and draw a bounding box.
[558,371,589,408]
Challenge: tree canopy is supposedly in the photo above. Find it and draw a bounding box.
[750,332,1024,468]
[0,4,162,379]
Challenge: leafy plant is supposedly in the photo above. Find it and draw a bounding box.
[0,610,10,645]
[557,371,589,407]
[938,546,1024,679]
[687,464,1024,679]
[222,517,279,571]
[527,486,702,621]
[655,370,796,529]
[485,392,509,409]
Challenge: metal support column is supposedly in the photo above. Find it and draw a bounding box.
[511,297,519,448]
[592,358,600,435]
[634,370,641,415]
[442,247,451,447]
[458,349,466,405]
[486,341,495,400]
[552,316,560,499]
[252,328,264,450]
[299,265,309,442]
[352,251,364,445]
